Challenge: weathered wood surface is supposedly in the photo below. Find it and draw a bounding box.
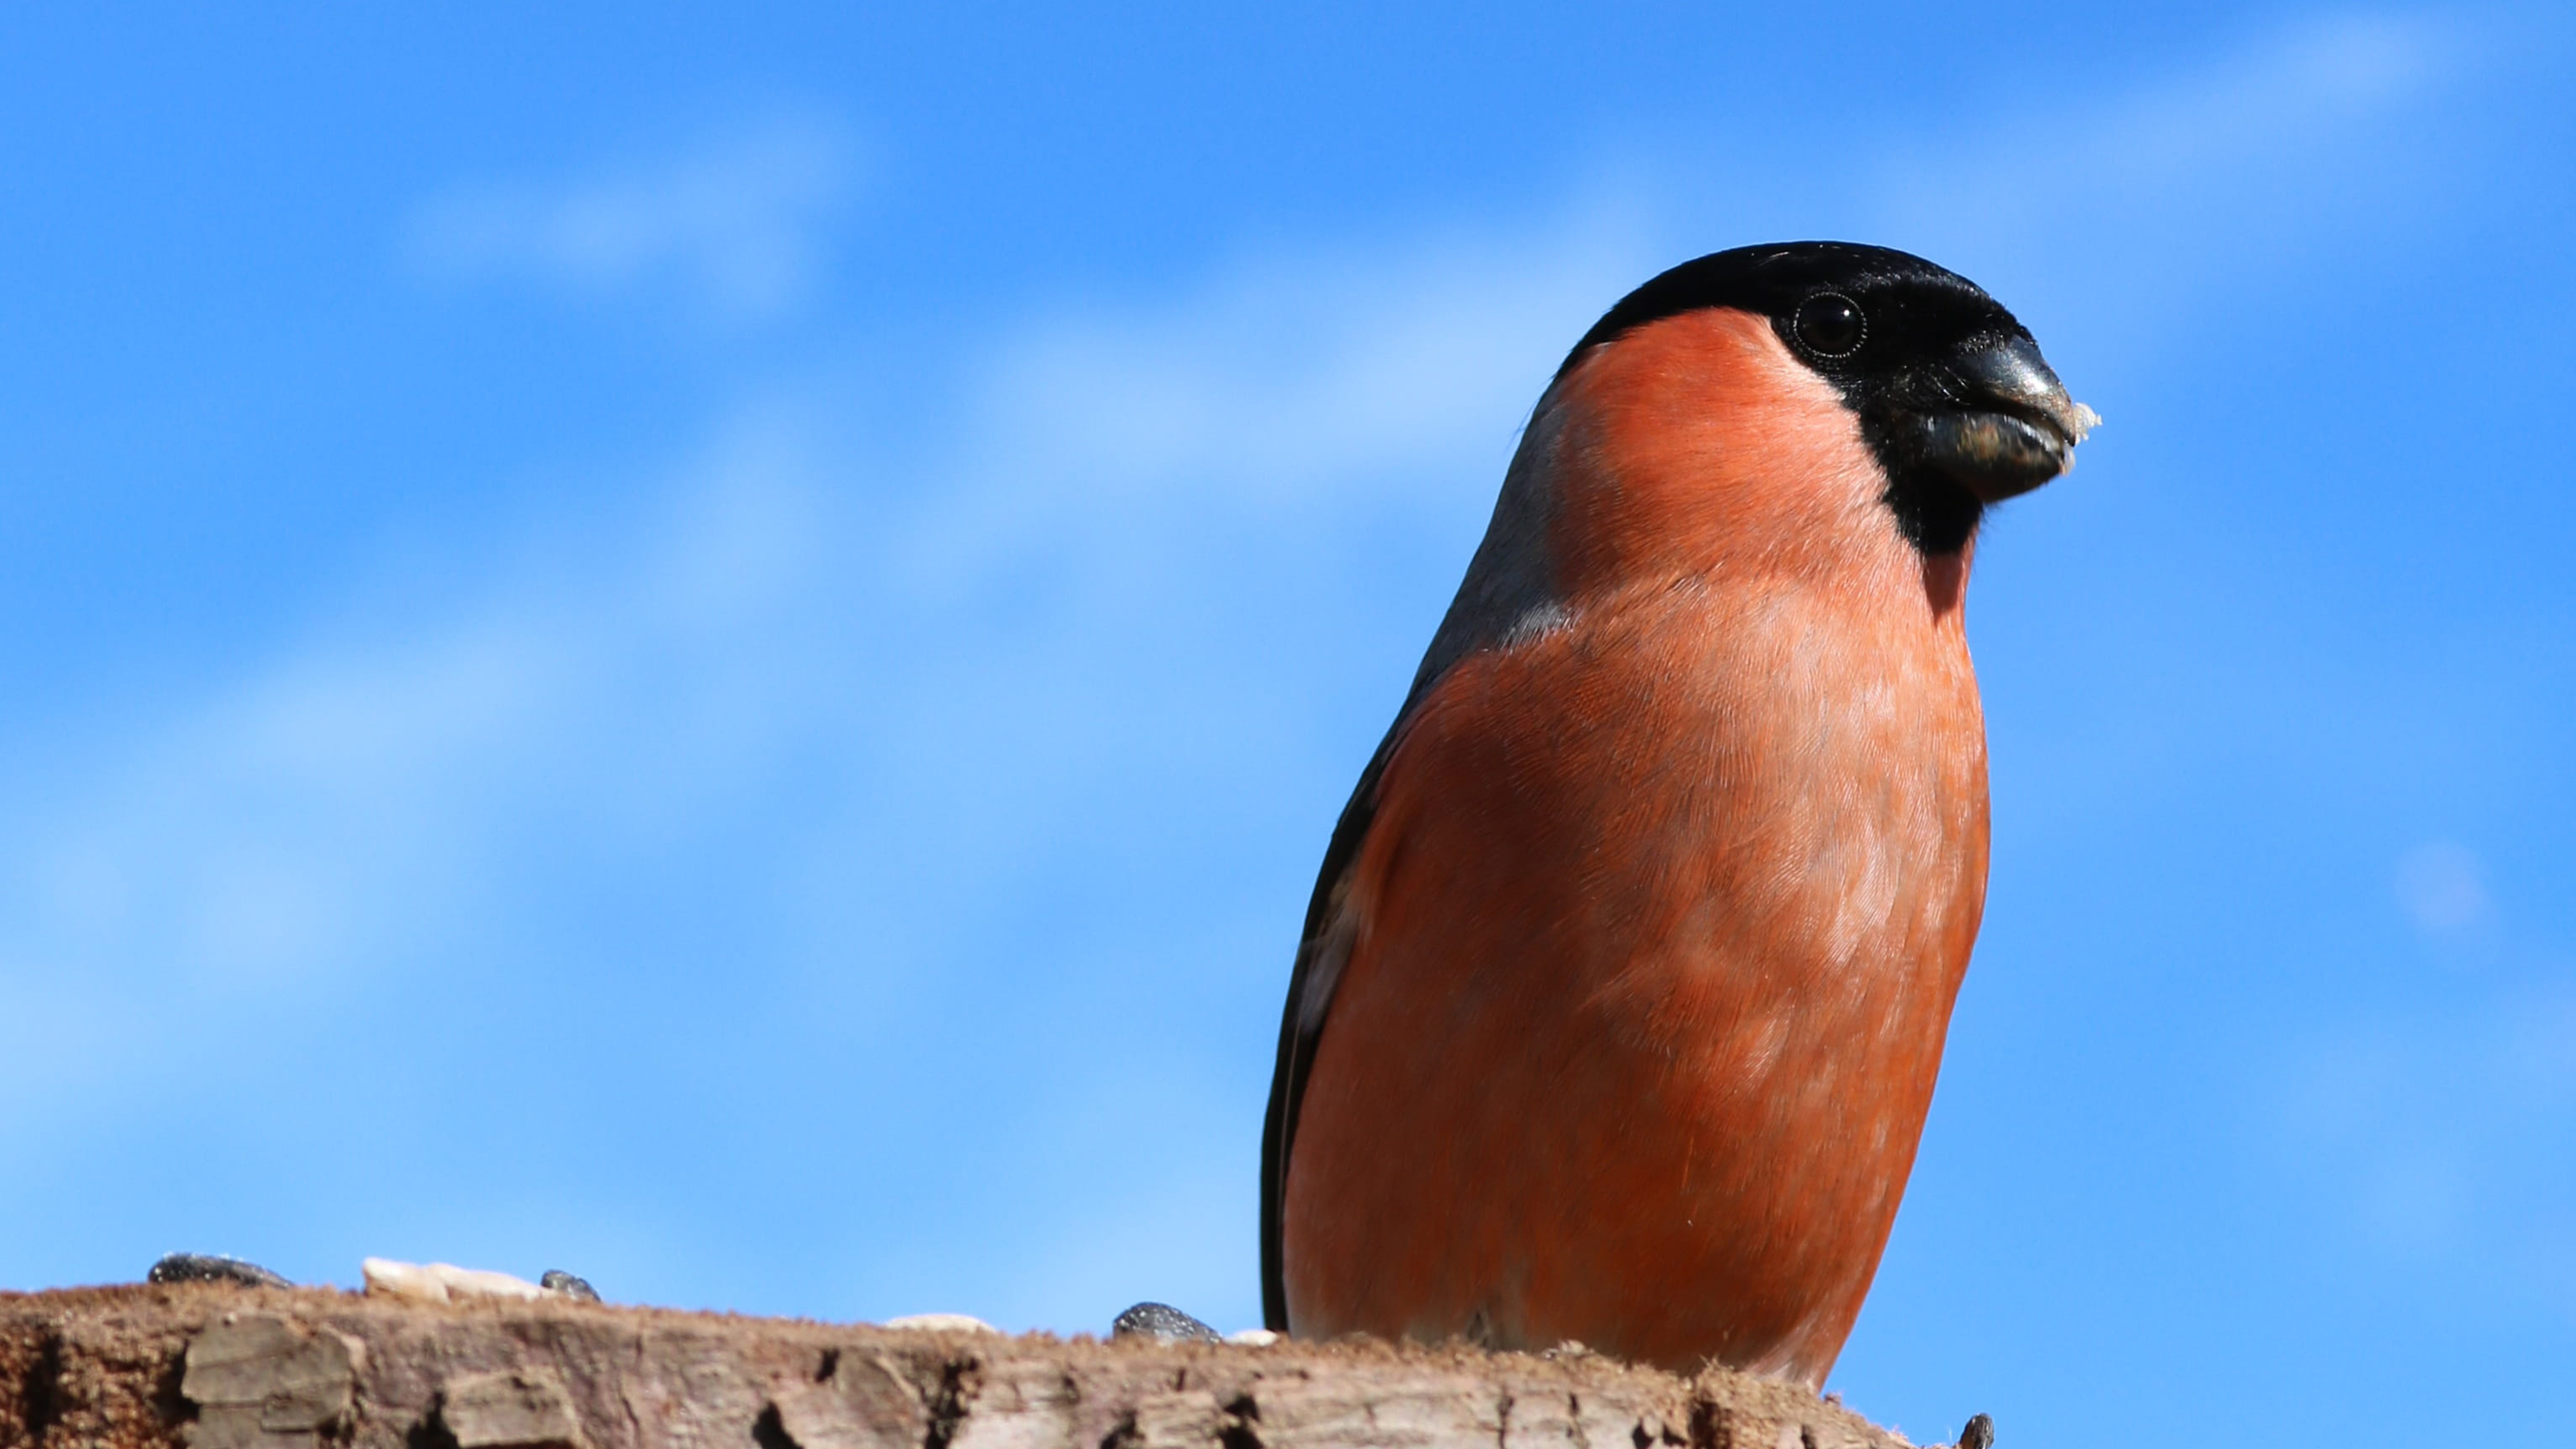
[0,1284,1927,1449]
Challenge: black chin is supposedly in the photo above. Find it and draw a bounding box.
[1882,467,1984,555]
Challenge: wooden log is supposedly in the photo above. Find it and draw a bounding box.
[0,1284,1933,1449]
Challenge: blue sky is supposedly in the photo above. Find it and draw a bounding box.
[3,3,2573,1444]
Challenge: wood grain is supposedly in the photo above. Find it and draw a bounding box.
[0,1285,1945,1449]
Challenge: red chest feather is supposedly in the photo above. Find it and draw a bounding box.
[1279,310,1991,1385]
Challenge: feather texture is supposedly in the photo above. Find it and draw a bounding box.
[1272,307,1990,1386]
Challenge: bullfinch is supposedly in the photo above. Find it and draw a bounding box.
[1260,241,2095,1387]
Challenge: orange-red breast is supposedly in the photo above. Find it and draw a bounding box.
[1259,242,2095,1387]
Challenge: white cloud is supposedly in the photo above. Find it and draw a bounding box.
[410,115,859,319]
[2065,12,2447,184]
[979,215,1652,490]
[0,206,1646,1126]
[1862,12,2467,339]
[0,54,2257,953]
[894,212,1656,596]
[0,16,2528,1313]
[0,416,839,1091]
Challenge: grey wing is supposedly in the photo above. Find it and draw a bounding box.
[1256,390,1567,1331]
[1258,731,1391,1331]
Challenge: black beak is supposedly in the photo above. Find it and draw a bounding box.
[1895,333,2098,503]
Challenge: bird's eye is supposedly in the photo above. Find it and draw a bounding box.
[1794,293,1866,357]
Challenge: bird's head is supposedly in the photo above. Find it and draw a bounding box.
[1548,242,2096,562]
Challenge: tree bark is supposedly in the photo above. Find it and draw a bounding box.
[0,1284,1933,1449]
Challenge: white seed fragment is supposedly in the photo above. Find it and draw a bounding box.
[360,1258,549,1304]
[881,1313,1001,1334]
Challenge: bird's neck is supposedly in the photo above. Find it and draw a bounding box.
[1540,307,1972,627]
